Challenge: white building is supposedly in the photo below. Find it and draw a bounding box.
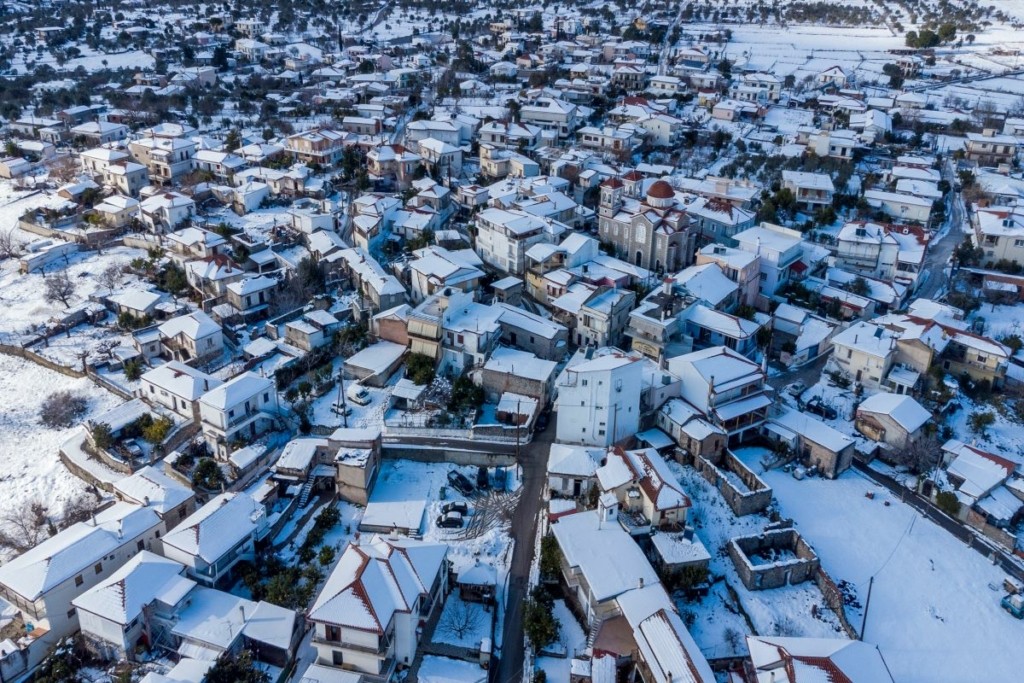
[197,371,279,457]
[307,536,448,678]
[160,492,268,588]
[475,207,568,275]
[555,350,642,446]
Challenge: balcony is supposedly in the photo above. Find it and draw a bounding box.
[312,634,392,656]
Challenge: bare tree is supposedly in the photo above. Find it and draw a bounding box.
[44,270,76,309]
[45,155,79,185]
[40,390,89,428]
[0,228,20,259]
[98,262,125,293]
[890,436,940,475]
[0,501,51,555]
[440,597,482,639]
[60,491,101,529]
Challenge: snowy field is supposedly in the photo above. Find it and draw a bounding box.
[669,462,848,657]
[418,655,487,683]
[0,354,122,542]
[736,450,1024,683]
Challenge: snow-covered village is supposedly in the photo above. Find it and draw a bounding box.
[1,0,1024,682]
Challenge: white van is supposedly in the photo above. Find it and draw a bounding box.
[346,383,371,406]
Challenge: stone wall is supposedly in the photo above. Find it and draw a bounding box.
[695,449,773,516]
[728,528,820,591]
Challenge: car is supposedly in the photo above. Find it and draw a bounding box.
[442,501,469,515]
[477,466,490,490]
[804,397,838,420]
[331,403,352,417]
[447,470,475,496]
[535,410,551,432]
[786,380,805,397]
[436,511,464,529]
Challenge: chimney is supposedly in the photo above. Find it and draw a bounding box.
[662,277,672,295]
[352,532,361,546]
[638,577,645,589]
[239,605,246,622]
[143,496,150,507]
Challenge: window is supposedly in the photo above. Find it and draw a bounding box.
[598,429,606,436]
[759,273,767,281]
[581,379,588,386]
[137,540,145,552]
[326,625,341,642]
[75,575,84,587]
[263,392,270,403]
[67,608,76,619]
[94,562,103,574]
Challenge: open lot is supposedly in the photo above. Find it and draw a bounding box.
[736,448,1024,683]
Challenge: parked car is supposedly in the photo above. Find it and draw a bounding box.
[346,383,371,406]
[447,470,475,496]
[477,466,489,490]
[804,397,838,420]
[436,511,464,529]
[442,501,469,516]
[786,380,805,397]
[535,410,551,432]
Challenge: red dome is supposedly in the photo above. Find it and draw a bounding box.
[646,180,675,199]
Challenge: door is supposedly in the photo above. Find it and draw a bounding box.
[573,479,582,497]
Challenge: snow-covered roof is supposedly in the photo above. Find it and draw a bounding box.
[747,635,893,683]
[72,551,193,625]
[0,503,160,600]
[551,510,659,604]
[344,340,405,375]
[943,440,1016,499]
[113,465,194,515]
[308,536,447,633]
[161,492,263,563]
[158,310,220,341]
[141,360,222,400]
[857,392,931,433]
[548,443,604,477]
[771,408,854,453]
[198,371,273,411]
[483,346,557,382]
[617,582,714,683]
[275,438,328,473]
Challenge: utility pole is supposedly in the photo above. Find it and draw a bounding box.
[860,575,874,641]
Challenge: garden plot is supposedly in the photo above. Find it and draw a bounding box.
[748,459,1024,683]
[0,353,122,553]
[0,243,148,340]
[432,593,492,650]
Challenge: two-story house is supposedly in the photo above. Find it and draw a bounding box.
[0,503,162,677]
[197,371,279,457]
[307,536,449,678]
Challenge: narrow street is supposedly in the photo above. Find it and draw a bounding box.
[915,158,966,301]
[494,413,555,683]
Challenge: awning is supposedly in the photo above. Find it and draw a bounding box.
[714,393,773,422]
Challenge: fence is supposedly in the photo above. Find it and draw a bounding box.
[0,341,86,377]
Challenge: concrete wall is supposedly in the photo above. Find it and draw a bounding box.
[695,450,773,516]
[728,529,820,591]
[382,444,516,467]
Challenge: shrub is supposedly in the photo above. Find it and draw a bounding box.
[123,358,143,381]
[968,410,995,437]
[318,545,336,566]
[523,596,560,649]
[935,490,961,517]
[406,352,436,385]
[91,422,114,450]
[40,391,88,428]
[141,416,173,444]
[191,458,223,489]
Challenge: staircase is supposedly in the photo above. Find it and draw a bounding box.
[586,615,604,649]
[298,471,316,508]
